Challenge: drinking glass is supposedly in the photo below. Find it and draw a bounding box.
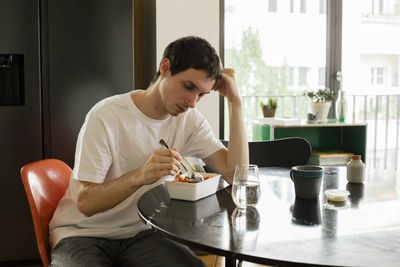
[231,164,260,209]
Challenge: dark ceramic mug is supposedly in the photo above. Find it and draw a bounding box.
[290,165,323,199]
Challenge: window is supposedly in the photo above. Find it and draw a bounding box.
[376,68,383,84]
[268,0,277,12]
[372,0,385,15]
[345,12,398,90]
[393,70,399,86]
[371,68,375,84]
[319,0,326,14]
[226,4,235,14]
[298,67,308,86]
[290,0,308,14]
[377,67,384,84]
[343,1,400,169]
[318,67,325,86]
[343,1,400,91]
[289,67,294,86]
[224,0,400,170]
[224,0,326,139]
[362,0,400,16]
[371,67,384,85]
[300,0,307,13]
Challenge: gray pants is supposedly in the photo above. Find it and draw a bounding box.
[51,229,206,267]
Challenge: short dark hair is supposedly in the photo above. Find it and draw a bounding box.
[151,36,221,83]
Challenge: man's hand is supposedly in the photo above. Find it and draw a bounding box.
[77,148,183,217]
[136,148,182,185]
[213,68,241,105]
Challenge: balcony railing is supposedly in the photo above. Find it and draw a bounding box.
[240,93,400,170]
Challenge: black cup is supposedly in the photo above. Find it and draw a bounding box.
[290,165,323,199]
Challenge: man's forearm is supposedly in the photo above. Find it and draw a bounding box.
[225,99,249,183]
[77,169,142,217]
[76,148,182,217]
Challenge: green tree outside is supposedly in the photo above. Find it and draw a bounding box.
[224,27,307,139]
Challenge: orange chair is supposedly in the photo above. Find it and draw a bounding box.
[21,159,71,267]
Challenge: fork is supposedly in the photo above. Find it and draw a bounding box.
[159,139,189,173]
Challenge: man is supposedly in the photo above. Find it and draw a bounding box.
[49,36,248,266]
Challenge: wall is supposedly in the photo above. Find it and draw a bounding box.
[156,0,220,136]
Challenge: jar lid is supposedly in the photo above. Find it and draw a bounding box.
[352,155,361,160]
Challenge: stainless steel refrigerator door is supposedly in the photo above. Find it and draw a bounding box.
[0,0,42,261]
[0,0,134,261]
[42,0,134,167]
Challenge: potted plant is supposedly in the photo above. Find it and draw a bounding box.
[303,88,336,121]
[259,98,277,117]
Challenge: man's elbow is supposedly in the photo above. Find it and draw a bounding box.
[77,193,95,217]
[221,170,235,185]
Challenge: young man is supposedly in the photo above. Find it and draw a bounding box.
[49,36,248,266]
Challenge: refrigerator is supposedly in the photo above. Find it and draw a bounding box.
[0,0,133,261]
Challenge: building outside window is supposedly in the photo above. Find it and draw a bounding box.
[268,0,277,12]
[371,67,384,85]
[319,0,326,14]
[298,67,308,86]
[290,0,308,13]
[289,67,294,86]
[371,67,375,84]
[368,0,399,15]
[393,70,399,86]
[224,0,326,138]
[318,67,325,86]
[300,0,307,13]
[224,0,400,169]
[377,67,384,84]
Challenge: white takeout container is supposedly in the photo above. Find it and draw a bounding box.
[164,173,221,201]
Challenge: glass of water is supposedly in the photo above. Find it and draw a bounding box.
[232,164,260,209]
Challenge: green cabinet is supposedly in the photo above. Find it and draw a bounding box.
[253,120,367,161]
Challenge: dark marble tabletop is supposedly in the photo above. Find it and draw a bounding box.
[137,167,400,267]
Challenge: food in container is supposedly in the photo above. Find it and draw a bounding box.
[164,173,221,201]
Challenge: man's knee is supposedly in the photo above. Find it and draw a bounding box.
[51,237,114,267]
[119,230,206,267]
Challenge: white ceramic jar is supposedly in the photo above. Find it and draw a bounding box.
[347,155,365,183]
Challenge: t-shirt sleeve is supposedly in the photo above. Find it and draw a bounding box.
[182,110,225,159]
[72,114,112,183]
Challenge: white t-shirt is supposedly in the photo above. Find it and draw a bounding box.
[49,90,224,248]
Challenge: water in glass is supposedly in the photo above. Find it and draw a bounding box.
[232,164,260,209]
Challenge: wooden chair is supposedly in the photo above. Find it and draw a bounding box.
[21,159,71,267]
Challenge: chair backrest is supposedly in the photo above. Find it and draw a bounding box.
[221,137,312,168]
[21,159,71,267]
